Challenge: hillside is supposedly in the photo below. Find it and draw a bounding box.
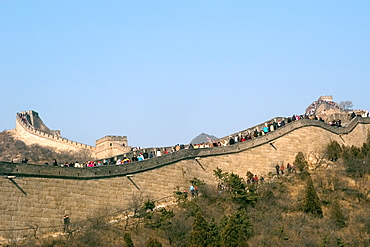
[7,163,370,247]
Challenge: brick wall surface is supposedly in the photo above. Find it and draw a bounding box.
[1,117,369,237]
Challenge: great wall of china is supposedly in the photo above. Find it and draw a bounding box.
[1,96,370,238]
[13,110,130,160]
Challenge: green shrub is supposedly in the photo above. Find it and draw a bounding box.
[220,210,252,247]
[294,152,308,173]
[303,177,323,218]
[325,140,342,161]
[143,199,156,212]
[330,198,346,228]
[147,238,162,247]
[124,232,134,247]
[189,211,210,247]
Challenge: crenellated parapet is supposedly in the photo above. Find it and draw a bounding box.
[15,111,95,154]
[95,135,130,159]
[5,116,370,179]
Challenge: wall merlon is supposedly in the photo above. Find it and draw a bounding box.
[15,112,95,155]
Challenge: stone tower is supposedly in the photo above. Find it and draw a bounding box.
[95,135,130,159]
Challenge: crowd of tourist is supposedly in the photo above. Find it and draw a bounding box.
[18,112,31,126]
[305,99,346,117]
[43,159,104,167]
[275,163,296,175]
[40,111,351,168]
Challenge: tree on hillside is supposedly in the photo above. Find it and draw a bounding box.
[303,177,323,218]
[214,167,228,182]
[147,238,163,247]
[294,152,309,173]
[325,140,342,161]
[189,177,205,187]
[189,211,211,247]
[340,135,370,202]
[220,210,252,247]
[208,218,221,247]
[342,146,368,177]
[339,101,353,110]
[124,232,134,247]
[330,197,346,228]
[228,173,257,207]
[361,131,370,155]
[143,199,156,212]
[214,168,257,206]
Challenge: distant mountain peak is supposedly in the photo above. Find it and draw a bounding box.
[190,133,218,144]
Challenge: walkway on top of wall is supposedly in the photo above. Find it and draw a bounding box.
[1,117,369,180]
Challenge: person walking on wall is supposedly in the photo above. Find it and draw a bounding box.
[280,164,285,175]
[275,164,280,175]
[63,214,70,233]
[190,185,195,197]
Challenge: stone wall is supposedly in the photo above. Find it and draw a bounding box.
[1,117,370,238]
[14,113,95,154]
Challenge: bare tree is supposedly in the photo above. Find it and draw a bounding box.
[339,101,353,110]
[123,192,145,229]
[28,224,39,239]
[129,192,144,218]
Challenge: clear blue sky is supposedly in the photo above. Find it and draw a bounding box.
[1,1,369,148]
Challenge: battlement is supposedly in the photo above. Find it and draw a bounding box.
[15,112,95,155]
[318,95,333,102]
[96,135,128,145]
[6,116,370,179]
[13,111,135,160]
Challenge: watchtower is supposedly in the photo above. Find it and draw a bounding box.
[95,135,130,159]
[318,95,333,102]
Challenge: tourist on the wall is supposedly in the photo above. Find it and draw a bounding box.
[275,164,280,175]
[149,151,154,158]
[131,155,138,162]
[253,129,258,138]
[190,185,195,197]
[63,214,70,233]
[280,164,285,175]
[143,151,149,159]
[229,136,235,145]
[138,153,144,161]
[287,163,292,173]
[53,159,58,166]
[281,119,286,127]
